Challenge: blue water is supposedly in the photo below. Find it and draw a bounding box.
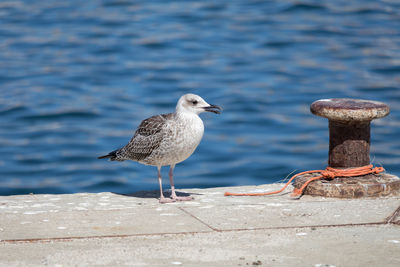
[1,0,400,195]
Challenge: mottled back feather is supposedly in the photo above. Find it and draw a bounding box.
[115,113,174,161]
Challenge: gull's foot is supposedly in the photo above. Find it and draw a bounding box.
[159,197,177,204]
[172,196,194,202]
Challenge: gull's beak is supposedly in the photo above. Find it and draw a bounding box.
[203,104,222,114]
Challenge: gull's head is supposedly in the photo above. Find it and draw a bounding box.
[176,93,222,115]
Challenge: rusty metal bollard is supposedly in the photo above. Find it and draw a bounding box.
[293,98,400,198]
[310,98,389,168]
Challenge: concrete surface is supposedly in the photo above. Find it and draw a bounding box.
[1,184,400,266]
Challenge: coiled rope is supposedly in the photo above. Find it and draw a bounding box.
[224,164,385,197]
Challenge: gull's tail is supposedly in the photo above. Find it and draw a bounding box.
[98,149,119,160]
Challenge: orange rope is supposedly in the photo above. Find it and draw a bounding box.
[224,164,385,198]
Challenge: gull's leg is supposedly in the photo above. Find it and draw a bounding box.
[158,166,175,204]
[169,164,193,201]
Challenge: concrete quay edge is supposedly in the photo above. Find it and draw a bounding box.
[1,183,400,266]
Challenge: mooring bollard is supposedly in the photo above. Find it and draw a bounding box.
[310,98,389,168]
[293,98,400,198]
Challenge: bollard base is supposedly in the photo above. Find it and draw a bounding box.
[293,172,400,198]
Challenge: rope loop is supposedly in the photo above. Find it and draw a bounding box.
[373,166,385,173]
[224,164,385,198]
[321,170,336,179]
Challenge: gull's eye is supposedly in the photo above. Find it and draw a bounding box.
[191,100,198,105]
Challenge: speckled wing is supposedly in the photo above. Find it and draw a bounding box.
[117,113,173,161]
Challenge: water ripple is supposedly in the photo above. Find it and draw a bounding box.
[0,0,399,195]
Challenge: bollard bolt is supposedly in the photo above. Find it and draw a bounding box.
[310,98,389,168]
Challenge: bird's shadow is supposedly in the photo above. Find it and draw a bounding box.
[114,190,202,199]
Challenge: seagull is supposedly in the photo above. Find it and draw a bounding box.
[98,93,221,203]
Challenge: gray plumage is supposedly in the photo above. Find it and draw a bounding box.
[101,113,173,163]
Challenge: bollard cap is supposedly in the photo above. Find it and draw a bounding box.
[310,98,389,122]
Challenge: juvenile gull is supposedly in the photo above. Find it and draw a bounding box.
[98,94,221,203]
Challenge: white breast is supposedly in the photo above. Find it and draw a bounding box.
[144,112,204,166]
